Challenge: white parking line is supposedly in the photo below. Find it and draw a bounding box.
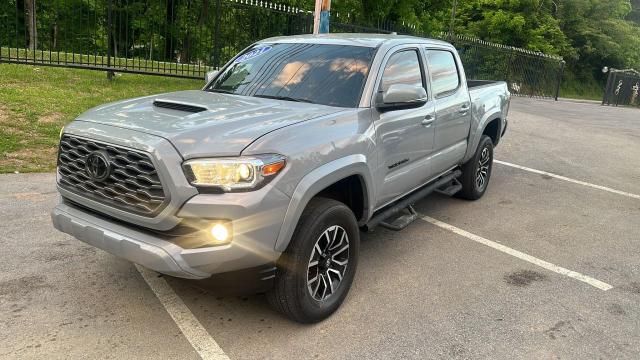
[136,265,231,360]
[495,160,640,200]
[421,216,614,291]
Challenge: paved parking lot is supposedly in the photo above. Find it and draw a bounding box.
[1,98,639,359]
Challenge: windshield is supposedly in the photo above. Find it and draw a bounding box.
[207,43,375,108]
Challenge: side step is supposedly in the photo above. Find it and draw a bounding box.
[366,169,462,231]
[380,205,418,231]
[435,178,462,196]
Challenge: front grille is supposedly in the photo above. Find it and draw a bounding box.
[57,135,168,217]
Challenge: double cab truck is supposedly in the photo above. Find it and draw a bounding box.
[52,34,510,323]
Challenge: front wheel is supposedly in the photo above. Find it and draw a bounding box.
[457,135,494,200]
[267,198,359,323]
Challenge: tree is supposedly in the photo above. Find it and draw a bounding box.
[25,0,37,50]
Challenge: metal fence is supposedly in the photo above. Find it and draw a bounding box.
[0,0,565,98]
[444,35,565,99]
[602,69,640,107]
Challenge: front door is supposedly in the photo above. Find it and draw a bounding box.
[373,48,436,208]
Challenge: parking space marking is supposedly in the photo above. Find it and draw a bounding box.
[136,265,231,360]
[495,160,640,200]
[421,216,614,291]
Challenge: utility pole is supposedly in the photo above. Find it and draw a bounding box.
[313,0,331,34]
[448,0,458,40]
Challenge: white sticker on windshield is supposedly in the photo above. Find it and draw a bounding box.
[234,46,272,63]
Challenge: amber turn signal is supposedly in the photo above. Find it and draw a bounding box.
[262,160,286,176]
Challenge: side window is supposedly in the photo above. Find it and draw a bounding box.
[426,50,460,98]
[379,50,424,92]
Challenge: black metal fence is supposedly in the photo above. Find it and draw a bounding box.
[602,69,640,107]
[0,0,565,98]
[445,36,565,99]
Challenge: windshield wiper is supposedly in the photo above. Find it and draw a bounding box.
[253,94,313,103]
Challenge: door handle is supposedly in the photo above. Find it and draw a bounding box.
[459,104,470,114]
[421,115,435,127]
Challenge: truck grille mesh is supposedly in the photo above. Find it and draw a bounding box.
[57,135,168,217]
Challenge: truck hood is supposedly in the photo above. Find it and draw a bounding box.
[76,90,345,158]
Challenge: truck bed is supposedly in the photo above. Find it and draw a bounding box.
[467,79,504,90]
[467,79,509,102]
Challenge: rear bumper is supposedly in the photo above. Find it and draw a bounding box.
[51,201,282,279]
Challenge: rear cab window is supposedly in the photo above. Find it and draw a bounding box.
[425,50,460,98]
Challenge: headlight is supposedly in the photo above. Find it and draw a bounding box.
[183,154,286,192]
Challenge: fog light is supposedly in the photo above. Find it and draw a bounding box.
[210,223,230,243]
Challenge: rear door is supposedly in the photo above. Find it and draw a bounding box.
[372,47,437,208]
[425,49,472,175]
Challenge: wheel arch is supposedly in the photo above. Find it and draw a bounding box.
[482,117,502,146]
[274,155,374,252]
[463,111,503,163]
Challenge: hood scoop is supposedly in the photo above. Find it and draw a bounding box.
[153,100,207,113]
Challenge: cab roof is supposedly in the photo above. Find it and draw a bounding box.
[258,33,452,48]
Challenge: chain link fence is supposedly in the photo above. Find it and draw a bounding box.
[1,0,565,98]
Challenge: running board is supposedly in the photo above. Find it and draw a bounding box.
[380,205,418,231]
[366,169,462,231]
[435,178,462,196]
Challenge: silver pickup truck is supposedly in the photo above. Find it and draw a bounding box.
[52,34,509,323]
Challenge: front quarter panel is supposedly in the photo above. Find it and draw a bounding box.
[241,108,377,252]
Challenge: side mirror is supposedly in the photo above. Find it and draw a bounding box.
[376,84,427,111]
[205,70,219,84]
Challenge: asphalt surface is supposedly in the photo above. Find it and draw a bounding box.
[1,98,639,359]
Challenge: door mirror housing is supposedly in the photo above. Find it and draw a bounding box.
[205,70,219,84]
[376,84,427,112]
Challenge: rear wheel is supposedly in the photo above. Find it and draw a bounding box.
[267,198,359,323]
[457,135,494,200]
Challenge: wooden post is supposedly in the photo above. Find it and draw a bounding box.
[313,0,321,34]
[313,0,330,34]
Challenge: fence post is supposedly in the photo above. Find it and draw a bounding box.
[106,0,114,80]
[554,60,565,101]
[601,70,614,105]
[213,0,221,69]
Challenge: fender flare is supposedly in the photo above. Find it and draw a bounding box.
[274,154,374,252]
[463,111,503,163]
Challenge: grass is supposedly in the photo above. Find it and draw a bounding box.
[0,63,202,173]
[558,76,604,101]
[1,47,211,77]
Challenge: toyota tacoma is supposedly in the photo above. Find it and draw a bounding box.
[52,34,510,323]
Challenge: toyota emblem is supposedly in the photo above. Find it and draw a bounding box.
[85,151,111,182]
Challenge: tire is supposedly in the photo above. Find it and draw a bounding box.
[267,197,359,323]
[457,135,494,200]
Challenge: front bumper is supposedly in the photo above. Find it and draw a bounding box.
[54,123,292,280]
[52,199,284,279]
